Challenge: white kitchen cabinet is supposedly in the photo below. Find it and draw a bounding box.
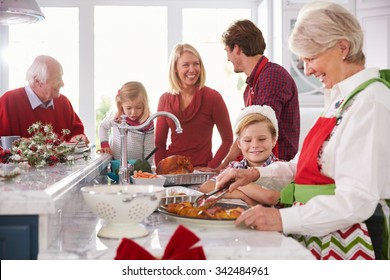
[356,1,390,69]
[356,0,390,10]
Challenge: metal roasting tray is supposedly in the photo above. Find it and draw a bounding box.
[162,172,217,186]
[160,195,199,206]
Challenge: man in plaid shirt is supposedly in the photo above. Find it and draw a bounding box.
[218,19,300,170]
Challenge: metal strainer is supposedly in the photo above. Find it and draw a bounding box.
[81,185,164,239]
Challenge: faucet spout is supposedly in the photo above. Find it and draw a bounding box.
[125,111,183,133]
[117,111,182,184]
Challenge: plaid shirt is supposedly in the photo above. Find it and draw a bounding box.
[210,153,279,182]
[244,56,300,161]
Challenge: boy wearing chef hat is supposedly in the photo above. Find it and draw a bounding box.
[199,105,280,206]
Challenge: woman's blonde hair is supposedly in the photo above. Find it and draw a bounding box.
[115,81,150,123]
[235,114,277,141]
[168,43,206,94]
[288,1,365,65]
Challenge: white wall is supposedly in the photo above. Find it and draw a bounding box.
[299,107,322,150]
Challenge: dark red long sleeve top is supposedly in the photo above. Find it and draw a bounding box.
[155,86,233,168]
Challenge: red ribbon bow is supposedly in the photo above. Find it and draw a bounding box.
[114,225,206,260]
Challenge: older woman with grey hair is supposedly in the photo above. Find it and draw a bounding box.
[216,1,390,260]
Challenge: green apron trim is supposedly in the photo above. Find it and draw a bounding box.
[343,74,390,260]
[381,199,390,260]
[280,182,295,206]
[335,73,390,117]
[295,184,335,204]
[280,182,335,205]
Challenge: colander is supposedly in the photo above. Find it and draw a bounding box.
[81,185,164,239]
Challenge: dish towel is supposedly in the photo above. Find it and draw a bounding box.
[114,225,206,260]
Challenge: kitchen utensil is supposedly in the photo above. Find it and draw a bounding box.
[193,179,235,209]
[81,184,164,239]
[144,147,158,161]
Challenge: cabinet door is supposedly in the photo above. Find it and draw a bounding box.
[357,5,390,68]
[0,216,38,260]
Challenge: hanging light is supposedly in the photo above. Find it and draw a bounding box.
[0,0,44,25]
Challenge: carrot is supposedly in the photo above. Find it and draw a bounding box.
[133,170,160,179]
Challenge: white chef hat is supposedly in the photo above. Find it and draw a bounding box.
[234,105,278,139]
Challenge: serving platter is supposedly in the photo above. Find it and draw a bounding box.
[157,202,248,227]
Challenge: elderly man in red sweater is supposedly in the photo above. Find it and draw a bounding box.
[0,55,89,144]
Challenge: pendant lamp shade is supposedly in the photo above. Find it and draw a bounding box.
[0,0,44,24]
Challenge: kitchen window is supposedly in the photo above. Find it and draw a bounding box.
[183,8,251,125]
[3,7,79,108]
[94,5,168,130]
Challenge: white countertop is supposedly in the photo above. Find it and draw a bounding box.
[0,152,111,215]
[0,151,112,252]
[38,184,315,260]
[1,152,314,260]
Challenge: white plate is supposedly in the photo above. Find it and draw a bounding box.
[66,142,90,153]
[74,146,90,154]
[65,141,86,147]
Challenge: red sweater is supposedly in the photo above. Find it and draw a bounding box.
[0,87,85,141]
[155,86,233,168]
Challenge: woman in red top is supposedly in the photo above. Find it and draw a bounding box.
[155,43,233,169]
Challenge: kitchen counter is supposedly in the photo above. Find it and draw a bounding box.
[1,151,314,260]
[38,186,315,260]
[0,152,111,215]
[0,149,112,259]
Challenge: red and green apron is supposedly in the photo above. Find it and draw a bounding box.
[280,84,379,260]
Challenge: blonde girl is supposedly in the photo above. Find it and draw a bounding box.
[98,81,154,165]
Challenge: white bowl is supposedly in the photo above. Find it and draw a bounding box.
[81,185,164,239]
[131,175,166,186]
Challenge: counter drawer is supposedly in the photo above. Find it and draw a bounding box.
[0,215,38,260]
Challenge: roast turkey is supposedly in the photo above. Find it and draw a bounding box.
[156,155,194,175]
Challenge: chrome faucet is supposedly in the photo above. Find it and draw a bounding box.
[117,111,183,184]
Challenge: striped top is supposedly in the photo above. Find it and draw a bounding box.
[99,111,155,165]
